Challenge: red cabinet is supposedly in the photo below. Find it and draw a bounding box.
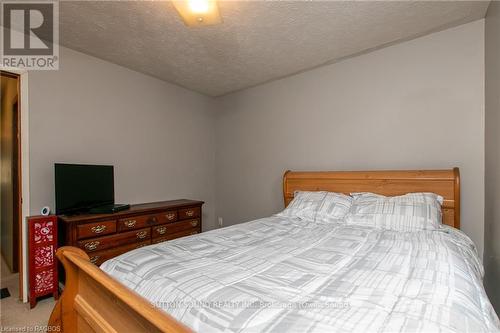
[28,215,58,308]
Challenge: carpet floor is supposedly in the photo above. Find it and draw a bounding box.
[0,257,56,331]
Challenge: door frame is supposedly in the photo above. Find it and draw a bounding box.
[1,68,30,302]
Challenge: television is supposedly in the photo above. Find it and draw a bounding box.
[55,163,114,215]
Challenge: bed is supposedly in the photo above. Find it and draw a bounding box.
[48,168,500,332]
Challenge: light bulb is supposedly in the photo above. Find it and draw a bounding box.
[172,0,221,26]
[188,0,210,14]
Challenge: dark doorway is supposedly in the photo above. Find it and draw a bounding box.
[1,71,21,276]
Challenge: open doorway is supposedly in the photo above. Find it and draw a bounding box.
[1,70,21,296]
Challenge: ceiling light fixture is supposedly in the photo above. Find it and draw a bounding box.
[172,0,222,27]
[188,0,209,13]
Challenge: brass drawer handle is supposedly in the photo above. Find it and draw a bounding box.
[90,256,100,264]
[157,226,167,235]
[186,210,194,217]
[91,225,107,234]
[136,231,148,239]
[165,213,176,221]
[124,220,136,228]
[190,220,198,227]
[84,241,100,251]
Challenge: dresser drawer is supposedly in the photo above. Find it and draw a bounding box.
[77,220,116,240]
[158,210,178,223]
[118,214,161,231]
[152,224,169,238]
[152,229,199,244]
[152,221,199,238]
[178,207,200,220]
[161,219,201,233]
[77,227,151,253]
[88,241,150,266]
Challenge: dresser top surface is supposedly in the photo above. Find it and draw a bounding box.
[58,199,204,223]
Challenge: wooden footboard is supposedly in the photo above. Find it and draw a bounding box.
[49,246,192,333]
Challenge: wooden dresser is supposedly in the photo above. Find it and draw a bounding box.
[58,199,203,266]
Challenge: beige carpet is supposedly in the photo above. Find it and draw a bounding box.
[0,258,56,331]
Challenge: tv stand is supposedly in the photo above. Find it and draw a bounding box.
[58,199,203,266]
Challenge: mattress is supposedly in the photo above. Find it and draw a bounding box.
[101,216,500,332]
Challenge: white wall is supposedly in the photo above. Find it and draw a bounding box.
[215,20,486,256]
[484,1,500,313]
[28,47,217,230]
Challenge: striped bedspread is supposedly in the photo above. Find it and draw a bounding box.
[101,216,500,332]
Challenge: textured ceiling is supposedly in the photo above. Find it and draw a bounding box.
[60,1,490,96]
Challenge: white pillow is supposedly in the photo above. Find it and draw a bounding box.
[350,192,444,205]
[346,192,443,231]
[316,192,353,222]
[277,191,352,222]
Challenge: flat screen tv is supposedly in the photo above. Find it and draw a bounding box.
[55,163,114,215]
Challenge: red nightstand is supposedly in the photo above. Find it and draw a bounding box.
[28,215,59,308]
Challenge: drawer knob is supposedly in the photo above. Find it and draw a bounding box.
[124,220,136,228]
[186,210,194,217]
[84,241,100,251]
[91,225,107,234]
[157,226,167,235]
[166,213,176,220]
[90,256,100,264]
[190,220,198,227]
[136,231,148,239]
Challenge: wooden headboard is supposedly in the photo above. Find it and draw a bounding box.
[283,168,460,229]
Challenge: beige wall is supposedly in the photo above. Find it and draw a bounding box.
[28,47,217,230]
[215,20,486,256]
[1,75,18,271]
[484,1,500,313]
